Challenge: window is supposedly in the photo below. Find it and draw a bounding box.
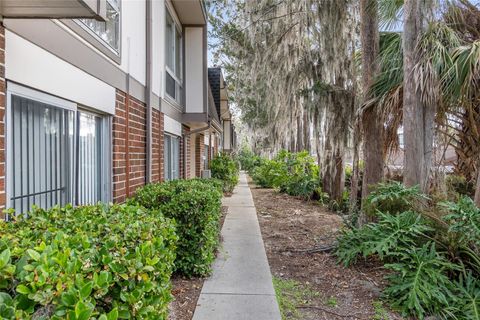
[77,112,106,205]
[7,84,111,214]
[165,9,183,105]
[164,134,180,181]
[79,0,120,52]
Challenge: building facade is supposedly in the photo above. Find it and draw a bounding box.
[0,0,234,217]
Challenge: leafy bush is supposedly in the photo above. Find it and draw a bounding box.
[363,181,429,217]
[442,196,480,248]
[279,151,319,199]
[335,211,432,266]
[0,204,177,320]
[210,152,239,193]
[236,147,263,172]
[251,150,320,199]
[129,179,222,277]
[336,181,480,319]
[442,271,480,320]
[251,159,288,188]
[384,242,457,318]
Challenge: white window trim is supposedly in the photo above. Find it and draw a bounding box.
[76,0,121,54]
[165,5,184,105]
[7,82,76,112]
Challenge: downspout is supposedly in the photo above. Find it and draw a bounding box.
[145,0,152,183]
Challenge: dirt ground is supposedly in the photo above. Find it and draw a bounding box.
[249,179,404,320]
[169,205,228,320]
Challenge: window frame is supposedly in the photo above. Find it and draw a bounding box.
[65,0,121,63]
[165,6,184,107]
[5,83,112,215]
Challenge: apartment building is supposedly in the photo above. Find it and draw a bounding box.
[0,0,235,216]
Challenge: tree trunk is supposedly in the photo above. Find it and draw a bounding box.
[403,0,430,192]
[297,114,304,152]
[303,110,310,152]
[360,0,383,206]
[350,121,361,213]
[475,164,480,207]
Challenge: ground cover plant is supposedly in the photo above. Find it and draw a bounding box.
[210,152,239,193]
[335,181,480,319]
[129,179,223,277]
[0,204,177,320]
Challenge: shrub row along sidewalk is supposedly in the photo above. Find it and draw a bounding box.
[0,178,223,320]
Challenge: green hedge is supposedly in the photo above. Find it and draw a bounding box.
[210,152,239,193]
[129,179,222,277]
[0,204,177,320]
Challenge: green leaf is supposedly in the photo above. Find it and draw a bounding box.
[0,248,10,268]
[16,284,30,295]
[26,249,41,262]
[107,308,119,320]
[75,301,93,320]
[61,292,76,306]
[80,282,93,299]
[0,292,12,305]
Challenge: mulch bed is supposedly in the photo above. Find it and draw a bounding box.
[169,205,229,320]
[249,178,404,320]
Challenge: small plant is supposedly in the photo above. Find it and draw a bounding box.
[372,300,389,320]
[326,296,337,307]
[272,277,320,320]
[210,152,239,193]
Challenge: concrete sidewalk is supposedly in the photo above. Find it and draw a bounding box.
[192,172,281,320]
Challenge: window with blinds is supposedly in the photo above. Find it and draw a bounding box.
[10,95,74,213]
[7,87,111,215]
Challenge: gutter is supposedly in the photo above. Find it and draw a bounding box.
[145,0,152,183]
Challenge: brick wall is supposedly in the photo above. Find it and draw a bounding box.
[113,90,148,203]
[0,24,5,214]
[152,109,164,183]
[180,125,191,179]
[195,133,205,177]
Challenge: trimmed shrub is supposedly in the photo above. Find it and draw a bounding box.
[0,204,177,320]
[210,152,239,193]
[129,179,222,277]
